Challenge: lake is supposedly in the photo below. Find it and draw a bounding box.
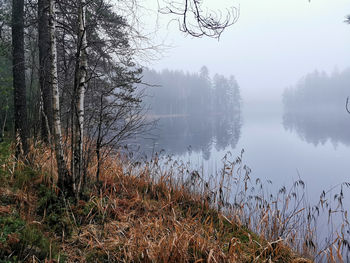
[133,103,350,257]
[139,104,350,198]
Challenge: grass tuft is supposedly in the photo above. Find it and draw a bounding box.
[1,138,346,262]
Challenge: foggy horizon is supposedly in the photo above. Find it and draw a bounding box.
[137,0,350,105]
[2,0,350,260]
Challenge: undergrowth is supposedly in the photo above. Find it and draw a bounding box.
[0,139,346,262]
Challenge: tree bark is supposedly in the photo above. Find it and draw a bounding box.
[95,94,103,183]
[49,0,71,194]
[72,0,87,196]
[12,0,28,156]
[0,98,8,142]
[38,0,53,142]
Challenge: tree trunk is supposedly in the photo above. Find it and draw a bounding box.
[49,0,71,194]
[72,0,87,197]
[95,95,103,184]
[38,0,53,142]
[12,0,28,156]
[0,98,8,142]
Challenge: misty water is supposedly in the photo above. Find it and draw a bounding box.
[140,106,350,205]
[136,69,350,210]
[135,103,350,255]
[132,68,350,255]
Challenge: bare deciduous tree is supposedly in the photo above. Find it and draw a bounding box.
[71,0,88,197]
[84,68,149,183]
[49,0,71,193]
[159,0,239,38]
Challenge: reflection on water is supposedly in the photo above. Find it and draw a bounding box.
[282,68,350,147]
[138,67,243,158]
[135,68,350,215]
[133,68,350,259]
[135,106,350,260]
[283,109,350,147]
[140,113,242,159]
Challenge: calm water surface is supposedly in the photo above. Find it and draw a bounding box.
[140,104,350,206]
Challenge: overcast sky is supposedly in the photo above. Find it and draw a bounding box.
[138,0,350,105]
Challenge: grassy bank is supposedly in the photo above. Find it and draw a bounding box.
[0,139,317,262]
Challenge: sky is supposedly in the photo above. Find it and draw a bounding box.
[135,0,350,107]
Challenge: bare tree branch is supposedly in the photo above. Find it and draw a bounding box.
[159,0,239,39]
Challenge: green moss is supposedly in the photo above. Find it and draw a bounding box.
[0,214,58,261]
[0,138,11,161]
[83,200,98,217]
[0,214,25,244]
[21,225,58,259]
[37,184,73,237]
[0,139,12,183]
[13,166,37,189]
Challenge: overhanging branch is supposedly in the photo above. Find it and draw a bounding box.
[159,0,239,39]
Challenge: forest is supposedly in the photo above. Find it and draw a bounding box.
[0,0,152,196]
[283,69,350,146]
[136,68,242,157]
[0,0,349,261]
[1,0,274,262]
[142,67,241,116]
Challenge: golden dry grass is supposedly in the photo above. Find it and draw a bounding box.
[0,140,318,262]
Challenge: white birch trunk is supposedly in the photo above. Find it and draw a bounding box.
[49,0,69,191]
[73,0,87,195]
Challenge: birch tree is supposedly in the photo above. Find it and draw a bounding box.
[49,0,71,193]
[71,0,87,196]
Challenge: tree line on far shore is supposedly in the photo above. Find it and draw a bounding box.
[142,66,241,117]
[282,69,350,146]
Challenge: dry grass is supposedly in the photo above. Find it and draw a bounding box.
[1,139,347,262]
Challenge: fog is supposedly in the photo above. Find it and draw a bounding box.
[129,2,350,256]
[139,0,350,108]
[283,68,350,146]
[137,68,242,158]
[131,0,350,200]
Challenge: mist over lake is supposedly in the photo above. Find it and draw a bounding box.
[136,68,350,200]
[131,66,350,258]
[3,0,350,261]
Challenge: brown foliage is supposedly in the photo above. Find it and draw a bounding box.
[1,141,315,262]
